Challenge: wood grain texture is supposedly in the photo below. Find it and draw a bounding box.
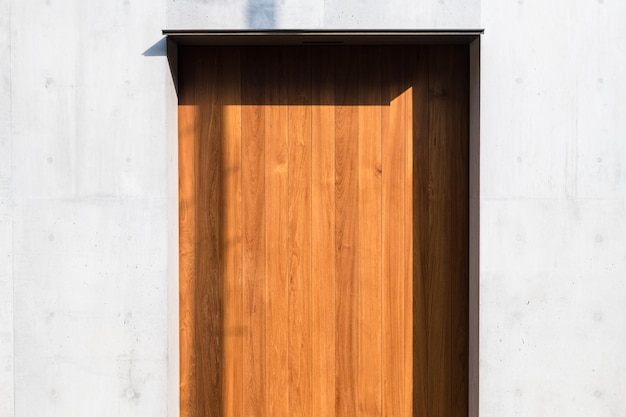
[264,47,290,417]
[179,48,223,417]
[426,45,469,417]
[220,47,243,417]
[241,48,267,417]
[441,45,469,417]
[410,46,430,417]
[451,47,470,417]
[381,46,407,417]
[287,47,313,417]
[311,46,336,417]
[356,46,383,417]
[178,45,469,417]
[178,92,199,417]
[403,48,414,417]
[428,45,450,414]
[334,46,359,417]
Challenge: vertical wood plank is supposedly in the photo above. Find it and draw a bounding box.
[201,57,224,417]
[178,44,470,417]
[197,55,223,417]
[179,47,224,417]
[381,46,407,417]
[287,46,313,417]
[311,47,336,417]
[427,45,469,417]
[403,47,414,417]
[334,46,359,417]
[356,46,382,417]
[201,48,223,416]
[410,46,430,417]
[178,49,200,417]
[447,45,469,417]
[265,47,290,417]
[429,47,449,416]
[221,47,243,417]
[241,48,266,417]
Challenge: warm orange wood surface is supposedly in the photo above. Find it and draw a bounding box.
[287,47,313,417]
[179,45,469,417]
[356,47,382,417]
[334,47,359,417]
[220,48,243,417]
[310,47,336,417]
[241,48,267,417]
[264,47,289,417]
[381,46,407,417]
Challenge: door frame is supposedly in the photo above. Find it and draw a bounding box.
[164,29,482,417]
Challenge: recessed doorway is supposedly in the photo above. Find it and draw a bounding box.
[177,43,471,417]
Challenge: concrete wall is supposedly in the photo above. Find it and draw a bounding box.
[1,0,626,416]
[166,0,480,30]
[481,1,626,415]
[1,1,173,416]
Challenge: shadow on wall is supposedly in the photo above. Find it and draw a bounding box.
[138,0,278,114]
[142,37,178,96]
[141,0,277,58]
[143,37,166,56]
[247,0,276,29]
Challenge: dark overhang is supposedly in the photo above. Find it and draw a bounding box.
[162,29,484,46]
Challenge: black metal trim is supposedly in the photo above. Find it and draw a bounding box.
[162,29,484,45]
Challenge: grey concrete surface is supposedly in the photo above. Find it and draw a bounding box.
[2,0,626,416]
[480,1,626,414]
[3,1,170,416]
[166,0,481,29]
[0,0,13,414]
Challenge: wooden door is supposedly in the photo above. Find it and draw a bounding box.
[178,45,469,417]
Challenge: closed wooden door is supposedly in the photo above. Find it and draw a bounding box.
[179,45,468,417]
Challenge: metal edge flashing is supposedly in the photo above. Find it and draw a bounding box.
[162,29,484,45]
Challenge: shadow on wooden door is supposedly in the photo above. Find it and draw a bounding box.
[178,45,469,417]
